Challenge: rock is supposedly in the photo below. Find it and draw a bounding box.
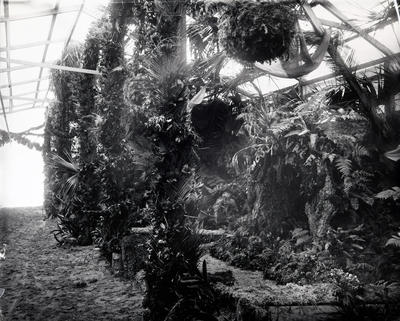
[208,271,234,286]
[134,270,147,293]
[236,298,269,321]
[203,254,400,321]
[121,227,152,278]
[73,280,87,288]
[112,252,122,275]
[198,228,229,243]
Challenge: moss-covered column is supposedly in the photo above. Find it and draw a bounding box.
[43,46,81,218]
[97,3,132,155]
[134,1,215,320]
[77,34,100,164]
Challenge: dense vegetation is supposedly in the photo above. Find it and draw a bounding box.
[40,0,400,320]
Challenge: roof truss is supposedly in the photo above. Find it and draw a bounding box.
[0,0,399,116]
[0,0,87,115]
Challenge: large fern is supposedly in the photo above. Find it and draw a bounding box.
[335,157,352,178]
[376,186,400,201]
[385,232,400,248]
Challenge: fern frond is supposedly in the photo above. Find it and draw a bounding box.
[385,233,400,248]
[291,228,311,247]
[335,157,352,178]
[352,144,369,162]
[375,186,400,201]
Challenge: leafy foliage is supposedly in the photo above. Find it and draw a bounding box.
[385,232,400,248]
[219,1,298,63]
[41,0,400,315]
[376,187,400,201]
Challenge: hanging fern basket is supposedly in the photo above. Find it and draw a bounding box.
[219,1,298,63]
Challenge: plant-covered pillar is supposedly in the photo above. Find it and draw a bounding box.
[97,2,133,155]
[129,1,215,320]
[93,1,136,255]
[43,45,81,217]
[77,30,100,164]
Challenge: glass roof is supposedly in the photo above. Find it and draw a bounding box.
[0,0,399,132]
[0,0,108,121]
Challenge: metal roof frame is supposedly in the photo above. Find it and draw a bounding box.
[0,0,89,116]
[0,0,399,117]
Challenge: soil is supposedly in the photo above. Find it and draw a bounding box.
[0,207,143,321]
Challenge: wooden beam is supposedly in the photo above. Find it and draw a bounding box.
[0,57,99,75]
[0,77,49,89]
[0,38,66,52]
[0,5,82,22]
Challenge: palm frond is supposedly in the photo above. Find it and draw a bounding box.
[49,153,79,174]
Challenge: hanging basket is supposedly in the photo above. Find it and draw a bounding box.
[219,1,298,63]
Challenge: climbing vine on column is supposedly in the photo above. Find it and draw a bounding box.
[127,1,217,320]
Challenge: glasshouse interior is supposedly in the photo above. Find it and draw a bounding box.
[0,0,400,320]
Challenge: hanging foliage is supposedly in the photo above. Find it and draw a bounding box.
[0,130,10,147]
[0,129,42,151]
[219,1,298,63]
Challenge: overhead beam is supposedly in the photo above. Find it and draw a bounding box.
[0,77,49,89]
[65,0,85,46]
[1,89,48,97]
[344,19,397,43]
[32,1,60,109]
[299,53,400,86]
[313,0,394,56]
[0,90,10,132]
[1,105,47,115]
[1,96,51,102]
[0,38,66,52]
[3,0,13,111]
[239,52,400,99]
[39,0,86,110]
[0,5,81,22]
[0,57,99,75]
[317,18,353,31]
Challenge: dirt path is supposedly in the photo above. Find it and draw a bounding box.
[0,207,143,321]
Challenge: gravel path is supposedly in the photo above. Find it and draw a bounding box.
[0,207,143,321]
